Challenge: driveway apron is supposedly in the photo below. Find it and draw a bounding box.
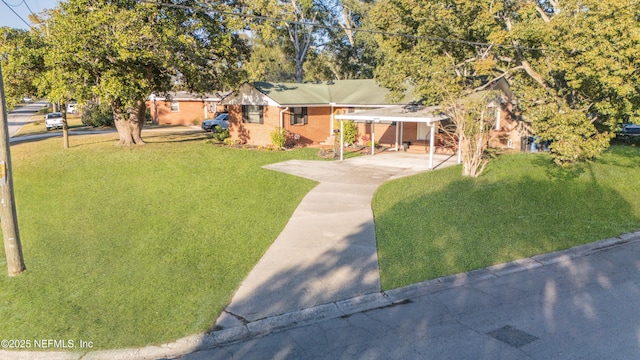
[217,153,459,327]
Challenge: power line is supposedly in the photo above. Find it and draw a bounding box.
[2,0,22,6]
[23,0,36,17]
[137,0,551,52]
[0,0,32,28]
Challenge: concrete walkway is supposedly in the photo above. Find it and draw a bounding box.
[216,152,459,327]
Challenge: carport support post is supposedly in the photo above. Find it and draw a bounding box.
[0,65,25,276]
[394,122,399,151]
[371,122,375,155]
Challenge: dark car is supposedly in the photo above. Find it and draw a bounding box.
[621,124,640,135]
[202,113,229,132]
[617,124,640,142]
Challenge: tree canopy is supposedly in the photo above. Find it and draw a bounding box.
[370,0,640,165]
[242,0,377,83]
[0,27,44,109]
[37,0,249,145]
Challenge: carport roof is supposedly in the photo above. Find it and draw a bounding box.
[335,104,449,123]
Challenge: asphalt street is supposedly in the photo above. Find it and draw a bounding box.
[5,101,47,137]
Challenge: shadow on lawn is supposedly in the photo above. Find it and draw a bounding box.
[10,129,209,147]
[177,168,640,359]
[142,132,210,144]
[374,169,639,289]
[167,152,640,359]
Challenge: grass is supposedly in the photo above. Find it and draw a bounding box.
[373,145,640,290]
[0,132,321,349]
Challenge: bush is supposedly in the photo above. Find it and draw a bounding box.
[343,121,358,146]
[270,127,287,149]
[212,127,230,142]
[81,102,114,127]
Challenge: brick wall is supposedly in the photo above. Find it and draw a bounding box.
[228,105,280,146]
[147,100,224,126]
[284,107,332,145]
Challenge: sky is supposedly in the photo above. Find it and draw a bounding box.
[0,0,59,30]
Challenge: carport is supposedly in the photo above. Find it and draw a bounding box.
[335,104,458,169]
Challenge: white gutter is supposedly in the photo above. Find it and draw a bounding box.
[279,107,289,128]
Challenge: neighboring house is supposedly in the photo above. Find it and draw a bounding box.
[221,79,530,153]
[147,91,228,126]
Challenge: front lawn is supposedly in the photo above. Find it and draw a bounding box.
[373,146,640,290]
[0,132,320,349]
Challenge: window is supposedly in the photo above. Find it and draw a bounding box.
[242,105,263,124]
[290,107,308,125]
[170,101,180,112]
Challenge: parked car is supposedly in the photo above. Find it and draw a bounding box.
[620,124,640,136]
[66,103,78,114]
[44,112,64,131]
[202,113,229,132]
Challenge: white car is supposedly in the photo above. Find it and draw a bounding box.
[44,112,64,131]
[66,103,78,114]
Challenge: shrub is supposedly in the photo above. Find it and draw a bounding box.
[270,127,287,149]
[342,120,358,146]
[81,102,114,127]
[212,127,230,142]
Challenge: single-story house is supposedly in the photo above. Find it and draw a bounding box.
[220,79,417,147]
[220,79,530,154]
[147,91,228,126]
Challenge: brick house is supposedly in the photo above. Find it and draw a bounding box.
[221,79,529,154]
[220,80,414,146]
[147,91,227,126]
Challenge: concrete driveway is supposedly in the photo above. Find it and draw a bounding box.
[216,152,459,327]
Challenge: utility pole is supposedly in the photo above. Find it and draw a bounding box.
[0,64,26,276]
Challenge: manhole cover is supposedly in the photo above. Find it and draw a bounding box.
[488,325,539,348]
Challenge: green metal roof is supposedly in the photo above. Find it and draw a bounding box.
[253,80,414,106]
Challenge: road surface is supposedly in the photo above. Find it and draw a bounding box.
[6,101,47,137]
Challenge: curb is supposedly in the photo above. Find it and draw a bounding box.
[3,232,639,360]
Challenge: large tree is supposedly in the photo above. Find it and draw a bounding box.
[244,0,324,83]
[370,0,640,168]
[243,0,376,82]
[0,27,44,110]
[315,0,377,80]
[43,0,248,145]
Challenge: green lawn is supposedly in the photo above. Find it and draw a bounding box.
[373,145,640,290]
[0,132,320,349]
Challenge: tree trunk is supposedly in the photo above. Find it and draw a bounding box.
[61,103,69,149]
[112,99,146,146]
